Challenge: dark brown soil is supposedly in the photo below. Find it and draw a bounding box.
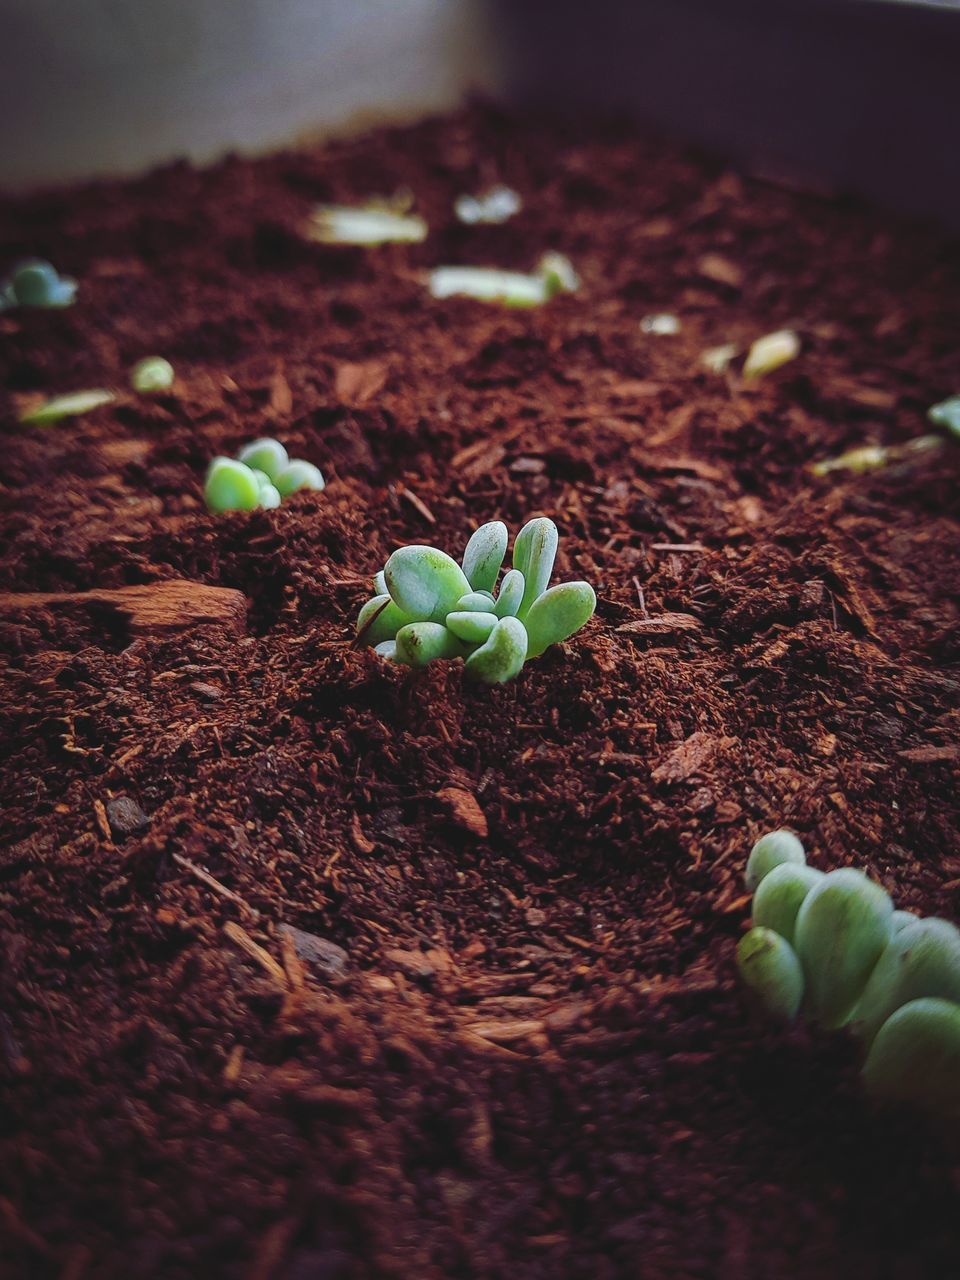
[2,105,960,1280]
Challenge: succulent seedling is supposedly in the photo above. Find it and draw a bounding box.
[205,438,324,514]
[130,356,175,394]
[428,253,578,307]
[737,831,960,1115]
[742,329,800,380]
[1,259,77,309]
[357,517,595,684]
[19,388,116,425]
[307,203,427,245]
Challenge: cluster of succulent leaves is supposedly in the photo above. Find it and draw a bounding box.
[357,518,596,684]
[204,438,325,514]
[738,831,960,1115]
[1,259,76,310]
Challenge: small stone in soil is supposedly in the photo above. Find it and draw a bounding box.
[279,924,349,978]
[105,795,150,840]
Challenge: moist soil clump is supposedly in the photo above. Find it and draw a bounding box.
[1,106,960,1279]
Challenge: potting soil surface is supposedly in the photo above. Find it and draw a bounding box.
[2,106,960,1279]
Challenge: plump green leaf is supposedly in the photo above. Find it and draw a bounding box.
[752,863,824,946]
[794,869,894,1029]
[385,546,471,623]
[862,997,960,1114]
[523,581,596,658]
[928,395,960,438]
[737,927,804,1021]
[204,458,262,513]
[356,594,413,646]
[745,829,805,892]
[851,918,960,1047]
[456,591,498,612]
[494,570,525,618]
[464,616,528,684]
[275,459,325,496]
[19,388,116,426]
[237,438,289,482]
[445,610,499,645]
[394,622,466,667]
[462,521,508,593]
[512,518,558,618]
[374,640,397,661]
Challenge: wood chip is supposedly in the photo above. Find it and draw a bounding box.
[897,745,960,765]
[467,1019,546,1043]
[223,922,288,986]
[618,613,702,638]
[436,786,488,838]
[651,732,734,785]
[334,358,388,405]
[0,580,247,638]
[172,853,259,919]
[397,484,436,525]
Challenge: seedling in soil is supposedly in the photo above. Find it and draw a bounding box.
[701,343,738,374]
[455,185,522,225]
[928,395,960,437]
[742,329,800,380]
[640,313,680,335]
[1,258,77,309]
[130,356,175,393]
[809,390,960,477]
[427,252,579,307]
[307,203,428,245]
[205,438,324,513]
[19,388,116,425]
[357,517,596,684]
[737,833,960,1115]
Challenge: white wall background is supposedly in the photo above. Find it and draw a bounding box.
[0,0,498,189]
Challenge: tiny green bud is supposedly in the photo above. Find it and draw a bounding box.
[512,517,558,619]
[130,356,174,394]
[794,868,894,1029]
[462,520,508,593]
[237,438,289,482]
[928,395,960,438]
[536,251,580,297]
[309,205,428,245]
[445,610,499,645]
[258,483,282,510]
[428,266,547,307]
[456,591,497,612]
[745,829,805,892]
[374,570,388,595]
[640,313,680,335]
[742,329,800,380]
[11,259,76,308]
[737,927,805,1021]
[356,594,412,646]
[851,918,960,1047]
[862,997,960,1115]
[275,459,325,496]
[19,388,116,425]
[701,343,738,374]
[494,569,525,618]
[523,581,596,659]
[204,458,262,513]
[464,616,528,684]
[385,546,471,624]
[752,863,824,945]
[394,622,466,667]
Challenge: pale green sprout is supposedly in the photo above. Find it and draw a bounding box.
[275,460,325,496]
[745,829,805,892]
[927,395,960,438]
[455,185,522,225]
[701,343,738,374]
[357,517,595,684]
[206,439,324,513]
[238,437,288,481]
[130,356,174,394]
[428,253,578,308]
[537,252,580,298]
[737,927,805,1021]
[862,998,960,1113]
[742,329,800,380]
[810,434,943,478]
[737,833,960,1115]
[307,204,427,245]
[1,259,76,309]
[640,314,680,336]
[204,458,262,513]
[19,388,116,425]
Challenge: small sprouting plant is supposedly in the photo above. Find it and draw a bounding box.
[356,517,596,684]
[130,356,175,394]
[737,831,960,1116]
[455,185,522,225]
[810,392,960,478]
[742,329,800,380]
[427,253,579,307]
[1,259,77,310]
[19,388,116,425]
[204,438,325,514]
[307,202,428,245]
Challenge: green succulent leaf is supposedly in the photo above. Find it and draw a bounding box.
[462,521,508,593]
[891,910,919,934]
[928,395,960,438]
[494,569,525,618]
[523,581,596,658]
[456,591,498,612]
[736,926,805,1021]
[204,458,262,513]
[356,594,413,646]
[445,610,499,645]
[275,460,325,496]
[752,863,824,946]
[851,918,960,1047]
[374,570,388,594]
[745,829,805,892]
[237,437,289,482]
[862,997,960,1115]
[464,616,528,684]
[374,640,397,661]
[793,869,894,1029]
[512,518,558,619]
[385,546,471,623]
[394,622,466,667]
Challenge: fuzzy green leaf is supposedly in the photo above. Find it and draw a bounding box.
[862,997,960,1114]
[394,622,466,667]
[851,918,960,1047]
[385,546,471,624]
[737,926,804,1021]
[494,570,525,618]
[445,610,499,645]
[464,616,527,684]
[745,830,805,892]
[357,594,413,646]
[523,581,596,658]
[752,863,824,946]
[456,591,498,612]
[462,521,508,593]
[237,438,289,482]
[512,518,558,618]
